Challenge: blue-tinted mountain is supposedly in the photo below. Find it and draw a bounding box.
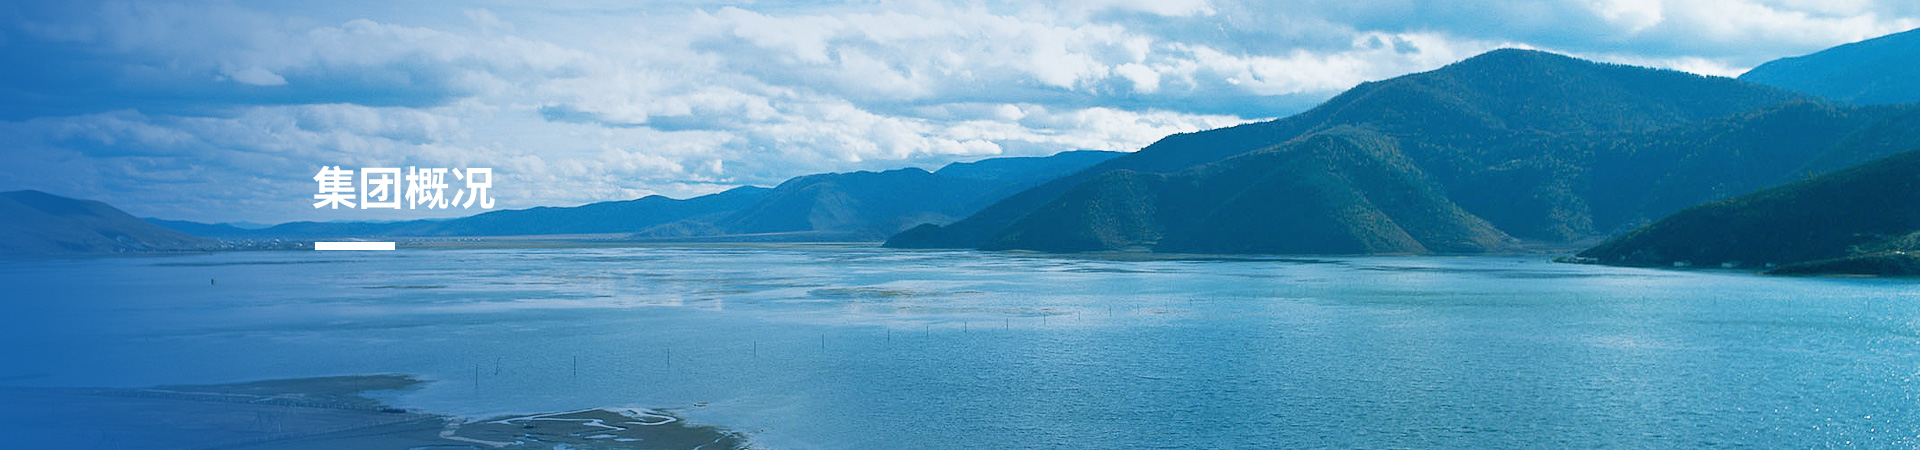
[637,150,1123,240]
[1577,148,1920,276]
[156,186,770,239]
[409,185,770,236]
[143,218,257,237]
[1740,28,1920,105]
[680,168,997,240]
[0,190,215,256]
[888,49,1875,253]
[934,150,1122,183]
[150,150,1119,240]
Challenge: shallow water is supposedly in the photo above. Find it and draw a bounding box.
[3,245,1919,448]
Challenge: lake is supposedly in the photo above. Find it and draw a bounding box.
[3,245,1918,448]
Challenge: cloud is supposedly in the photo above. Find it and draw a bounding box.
[1589,0,1667,33]
[223,66,288,86]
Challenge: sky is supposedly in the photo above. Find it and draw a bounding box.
[1,0,1916,224]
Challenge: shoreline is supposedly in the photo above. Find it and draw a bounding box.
[0,375,751,450]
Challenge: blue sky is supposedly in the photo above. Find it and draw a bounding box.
[2,0,1915,224]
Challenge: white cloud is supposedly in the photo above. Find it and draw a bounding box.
[222,66,287,86]
[1590,0,1667,33]
[1112,63,1161,93]
[463,8,512,34]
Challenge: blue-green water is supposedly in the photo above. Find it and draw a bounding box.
[4,245,1919,448]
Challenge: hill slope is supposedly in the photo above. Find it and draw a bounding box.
[1555,101,1920,233]
[1577,149,1920,275]
[1740,28,1920,105]
[977,127,1512,253]
[0,190,215,256]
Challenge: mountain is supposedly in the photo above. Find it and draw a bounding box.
[934,150,1123,183]
[1740,27,1920,105]
[0,190,215,256]
[150,150,1120,240]
[154,186,771,239]
[981,127,1510,253]
[888,48,1896,254]
[411,185,769,236]
[638,150,1124,239]
[682,168,998,239]
[144,218,258,237]
[1576,148,1920,276]
[1550,100,1920,234]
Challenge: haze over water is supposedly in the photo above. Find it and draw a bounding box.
[4,245,1918,448]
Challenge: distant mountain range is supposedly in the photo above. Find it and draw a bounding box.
[1740,27,1920,105]
[887,48,1920,254]
[147,150,1119,241]
[32,29,1920,261]
[0,190,215,256]
[635,150,1120,241]
[1577,148,1920,276]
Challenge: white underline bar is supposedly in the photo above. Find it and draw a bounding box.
[314,241,396,251]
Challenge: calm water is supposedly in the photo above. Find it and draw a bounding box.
[3,245,1919,448]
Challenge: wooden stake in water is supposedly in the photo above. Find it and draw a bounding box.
[473,364,480,394]
[572,356,577,380]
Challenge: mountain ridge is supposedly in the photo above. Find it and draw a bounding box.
[149,150,1121,240]
[1740,27,1920,105]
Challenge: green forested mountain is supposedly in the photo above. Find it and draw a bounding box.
[980,127,1510,253]
[1523,100,1920,237]
[888,49,1920,254]
[1740,27,1920,105]
[1577,149,1920,275]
